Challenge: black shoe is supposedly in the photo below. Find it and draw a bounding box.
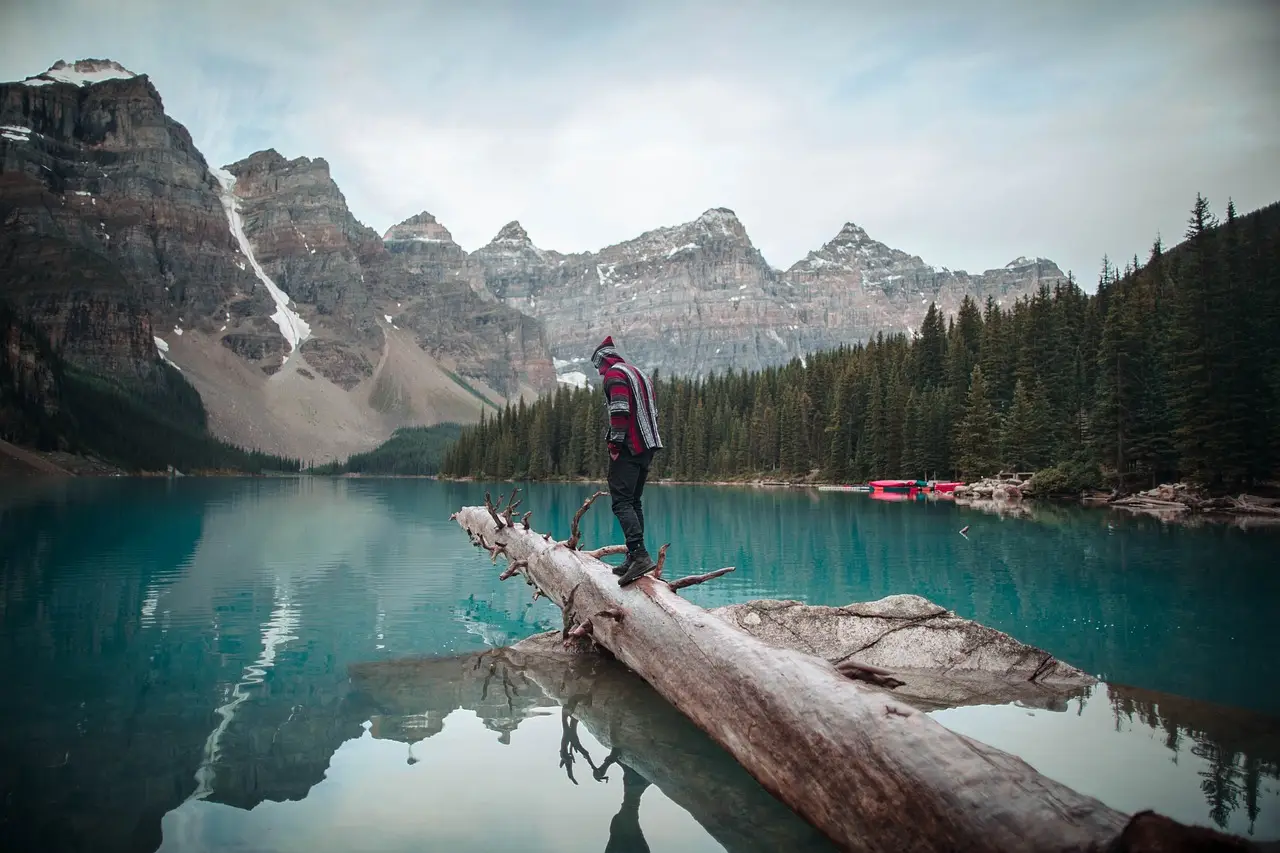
[617,552,656,587]
[612,554,633,577]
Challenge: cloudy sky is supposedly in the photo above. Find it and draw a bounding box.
[2,0,1277,283]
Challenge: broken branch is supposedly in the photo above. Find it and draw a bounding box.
[484,491,506,530]
[475,533,507,564]
[565,490,608,551]
[652,543,671,579]
[584,544,628,559]
[498,559,528,582]
[521,511,532,530]
[667,566,736,592]
[563,619,594,648]
[501,487,522,526]
[594,607,625,622]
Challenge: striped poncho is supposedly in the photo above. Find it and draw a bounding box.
[592,340,662,455]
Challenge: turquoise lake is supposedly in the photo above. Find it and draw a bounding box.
[1,477,1277,852]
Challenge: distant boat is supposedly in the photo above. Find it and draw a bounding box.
[870,479,964,494]
[818,484,872,492]
[869,489,914,502]
[870,479,923,492]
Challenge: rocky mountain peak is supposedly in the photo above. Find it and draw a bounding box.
[20,58,138,88]
[227,149,331,181]
[835,222,870,242]
[694,207,746,238]
[383,211,455,244]
[788,220,913,276]
[491,220,533,245]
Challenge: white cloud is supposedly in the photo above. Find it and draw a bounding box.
[1,0,1276,284]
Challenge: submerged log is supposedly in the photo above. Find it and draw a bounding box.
[348,640,837,853]
[454,506,1126,851]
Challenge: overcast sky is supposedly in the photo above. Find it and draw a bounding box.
[2,0,1277,284]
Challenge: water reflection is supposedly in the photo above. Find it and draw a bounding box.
[344,640,837,853]
[932,682,1280,839]
[1,478,1278,852]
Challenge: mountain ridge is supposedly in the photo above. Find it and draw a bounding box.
[3,56,1071,463]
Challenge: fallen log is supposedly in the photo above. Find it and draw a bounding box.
[455,505,1124,851]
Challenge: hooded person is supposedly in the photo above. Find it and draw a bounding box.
[591,335,663,586]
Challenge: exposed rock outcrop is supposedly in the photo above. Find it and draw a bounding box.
[1,59,559,463]
[473,211,1069,381]
[474,208,805,377]
[713,594,1092,711]
[0,60,266,378]
[375,211,555,399]
[786,226,1067,347]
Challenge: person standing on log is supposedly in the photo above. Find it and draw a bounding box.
[591,335,663,586]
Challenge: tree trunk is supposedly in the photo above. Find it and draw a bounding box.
[454,506,1127,852]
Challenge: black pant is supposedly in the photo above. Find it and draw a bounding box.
[607,447,654,555]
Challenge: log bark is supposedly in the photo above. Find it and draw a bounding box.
[454,506,1126,852]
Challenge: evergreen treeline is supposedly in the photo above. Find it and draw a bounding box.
[312,423,463,475]
[442,196,1280,494]
[1,301,302,474]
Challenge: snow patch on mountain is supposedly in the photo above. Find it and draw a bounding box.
[23,59,137,87]
[1,124,34,143]
[557,371,589,389]
[211,167,311,359]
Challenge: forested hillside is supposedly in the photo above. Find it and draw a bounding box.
[441,196,1279,494]
[311,424,463,476]
[1,302,302,474]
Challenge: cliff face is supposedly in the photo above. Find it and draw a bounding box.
[0,60,268,379]
[0,304,63,447]
[377,212,555,399]
[1,56,1070,460]
[0,60,558,462]
[473,209,811,376]
[472,211,1069,380]
[785,224,1069,345]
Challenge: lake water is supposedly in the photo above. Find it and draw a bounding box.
[1,477,1277,852]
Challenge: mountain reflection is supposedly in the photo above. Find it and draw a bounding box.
[1,478,1278,851]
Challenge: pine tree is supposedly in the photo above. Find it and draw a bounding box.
[957,366,999,479]
[1171,194,1220,487]
[1001,379,1052,471]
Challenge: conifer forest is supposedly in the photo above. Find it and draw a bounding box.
[442,196,1280,494]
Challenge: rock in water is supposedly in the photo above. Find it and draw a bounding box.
[713,594,1093,711]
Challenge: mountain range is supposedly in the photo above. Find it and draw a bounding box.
[1,59,1068,462]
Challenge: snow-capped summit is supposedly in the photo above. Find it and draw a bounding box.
[383,211,455,244]
[1005,256,1032,268]
[21,59,138,88]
